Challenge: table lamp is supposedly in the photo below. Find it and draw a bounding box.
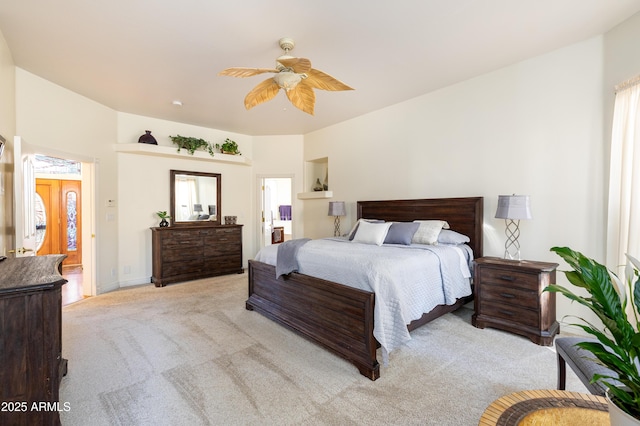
[495,195,532,260]
[328,201,346,237]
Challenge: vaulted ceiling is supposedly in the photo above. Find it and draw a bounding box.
[1,1,639,136]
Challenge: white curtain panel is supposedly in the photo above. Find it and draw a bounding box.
[607,77,640,277]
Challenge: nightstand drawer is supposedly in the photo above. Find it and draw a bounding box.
[481,300,539,327]
[480,284,538,309]
[477,268,539,290]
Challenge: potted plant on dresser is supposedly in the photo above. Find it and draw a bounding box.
[545,246,640,425]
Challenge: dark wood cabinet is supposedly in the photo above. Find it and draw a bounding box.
[151,224,243,286]
[472,257,559,346]
[0,255,67,426]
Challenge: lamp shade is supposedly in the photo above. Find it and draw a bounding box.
[328,201,346,217]
[193,204,203,213]
[495,195,532,220]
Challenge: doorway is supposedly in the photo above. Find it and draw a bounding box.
[258,176,293,249]
[31,153,94,305]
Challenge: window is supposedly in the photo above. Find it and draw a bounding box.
[607,76,640,274]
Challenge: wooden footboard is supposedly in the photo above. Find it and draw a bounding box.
[246,259,380,380]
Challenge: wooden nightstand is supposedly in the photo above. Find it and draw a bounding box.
[472,257,559,346]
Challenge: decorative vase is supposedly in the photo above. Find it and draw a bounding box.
[138,130,158,145]
[607,390,640,425]
[159,218,169,227]
[313,178,323,192]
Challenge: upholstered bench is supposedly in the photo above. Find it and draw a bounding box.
[556,336,618,396]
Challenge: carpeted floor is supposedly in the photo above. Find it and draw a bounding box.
[59,273,587,425]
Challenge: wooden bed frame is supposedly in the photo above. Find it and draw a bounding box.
[246,197,484,380]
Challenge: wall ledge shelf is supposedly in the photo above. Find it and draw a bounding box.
[113,143,252,166]
[297,191,333,200]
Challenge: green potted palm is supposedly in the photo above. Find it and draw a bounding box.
[545,246,640,423]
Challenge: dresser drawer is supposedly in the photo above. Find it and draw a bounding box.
[212,227,241,240]
[162,245,203,261]
[162,258,205,277]
[477,268,540,290]
[161,235,203,249]
[481,300,540,327]
[204,243,241,257]
[479,283,538,310]
[203,254,242,273]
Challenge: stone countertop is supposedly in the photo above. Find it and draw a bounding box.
[0,255,67,294]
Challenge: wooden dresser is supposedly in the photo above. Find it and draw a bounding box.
[472,257,559,346]
[0,255,67,426]
[151,224,243,286]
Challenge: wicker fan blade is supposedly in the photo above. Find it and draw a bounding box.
[276,57,312,73]
[244,78,281,110]
[286,82,316,115]
[219,67,279,78]
[305,68,354,91]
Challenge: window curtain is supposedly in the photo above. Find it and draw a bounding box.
[175,177,198,221]
[606,76,640,277]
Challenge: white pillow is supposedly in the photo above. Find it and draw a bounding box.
[352,221,392,246]
[347,218,385,240]
[412,220,449,245]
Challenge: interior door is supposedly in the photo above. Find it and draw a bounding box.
[35,179,83,266]
[258,176,293,249]
[11,136,36,257]
[35,179,61,255]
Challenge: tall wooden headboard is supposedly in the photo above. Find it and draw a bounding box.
[357,197,484,258]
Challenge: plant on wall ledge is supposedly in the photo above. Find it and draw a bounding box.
[216,138,241,155]
[169,135,215,156]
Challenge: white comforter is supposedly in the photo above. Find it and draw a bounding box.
[254,238,472,362]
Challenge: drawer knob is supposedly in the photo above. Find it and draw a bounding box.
[499,292,516,299]
[498,309,515,317]
[498,275,516,282]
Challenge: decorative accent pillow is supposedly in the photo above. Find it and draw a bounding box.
[437,229,470,245]
[412,220,449,245]
[384,222,420,245]
[348,218,385,240]
[352,221,392,246]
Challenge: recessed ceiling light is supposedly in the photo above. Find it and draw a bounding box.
[172,100,183,106]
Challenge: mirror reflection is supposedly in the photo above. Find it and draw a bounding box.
[170,170,221,225]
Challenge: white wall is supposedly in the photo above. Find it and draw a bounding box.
[303,36,606,328]
[15,68,119,293]
[0,29,15,256]
[252,135,305,251]
[116,113,254,286]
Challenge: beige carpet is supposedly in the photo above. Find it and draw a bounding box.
[59,273,587,425]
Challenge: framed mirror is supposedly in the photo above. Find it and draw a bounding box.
[170,170,221,226]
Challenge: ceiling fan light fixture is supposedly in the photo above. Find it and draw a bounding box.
[273,71,302,90]
[219,37,353,115]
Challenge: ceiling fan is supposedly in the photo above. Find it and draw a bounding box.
[218,38,354,115]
